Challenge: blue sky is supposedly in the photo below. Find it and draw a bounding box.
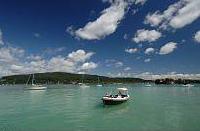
[0,0,200,79]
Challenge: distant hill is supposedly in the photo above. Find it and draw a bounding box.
[0,72,147,85]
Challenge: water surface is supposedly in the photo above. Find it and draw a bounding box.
[0,84,200,131]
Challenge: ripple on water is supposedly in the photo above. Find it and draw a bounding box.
[0,84,200,131]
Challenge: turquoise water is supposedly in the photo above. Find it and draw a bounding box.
[0,84,200,131]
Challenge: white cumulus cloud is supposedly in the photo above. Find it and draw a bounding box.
[145,47,155,55]
[159,42,177,55]
[133,29,162,43]
[73,0,133,40]
[80,62,98,71]
[169,0,200,29]
[47,56,75,73]
[145,0,200,29]
[10,64,25,74]
[135,0,147,5]
[0,47,24,64]
[67,49,94,63]
[0,47,97,76]
[144,11,163,27]
[125,48,138,54]
[135,72,200,80]
[194,31,200,43]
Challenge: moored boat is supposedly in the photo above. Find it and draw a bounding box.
[145,84,152,87]
[102,88,129,105]
[79,74,90,88]
[25,74,47,90]
[80,83,90,88]
[182,84,194,87]
[96,77,103,87]
[26,84,47,90]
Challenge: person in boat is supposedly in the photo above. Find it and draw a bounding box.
[105,92,113,98]
[119,91,122,96]
[118,90,128,98]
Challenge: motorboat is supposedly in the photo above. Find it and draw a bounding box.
[102,88,130,105]
[25,74,47,90]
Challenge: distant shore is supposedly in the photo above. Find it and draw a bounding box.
[155,78,200,85]
[1,72,200,85]
[0,72,150,85]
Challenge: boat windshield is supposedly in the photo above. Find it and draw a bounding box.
[104,88,128,98]
[117,88,128,96]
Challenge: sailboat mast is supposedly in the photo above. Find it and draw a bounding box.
[82,74,84,83]
[26,74,31,85]
[32,74,34,85]
[98,77,100,84]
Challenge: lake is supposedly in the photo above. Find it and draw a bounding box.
[0,84,200,131]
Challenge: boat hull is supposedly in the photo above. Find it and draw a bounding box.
[80,85,90,88]
[25,86,47,90]
[102,96,129,105]
[102,99,128,105]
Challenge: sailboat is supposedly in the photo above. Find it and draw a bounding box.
[79,74,90,88]
[96,77,102,87]
[25,74,47,90]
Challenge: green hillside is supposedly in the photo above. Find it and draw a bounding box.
[0,72,146,85]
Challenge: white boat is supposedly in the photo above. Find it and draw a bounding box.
[182,84,194,87]
[96,77,103,87]
[26,84,47,90]
[79,74,90,88]
[102,88,130,105]
[145,84,152,87]
[25,74,47,90]
[79,83,90,88]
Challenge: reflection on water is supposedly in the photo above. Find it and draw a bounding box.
[27,90,46,103]
[102,102,130,116]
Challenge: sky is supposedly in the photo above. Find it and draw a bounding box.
[0,0,200,79]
